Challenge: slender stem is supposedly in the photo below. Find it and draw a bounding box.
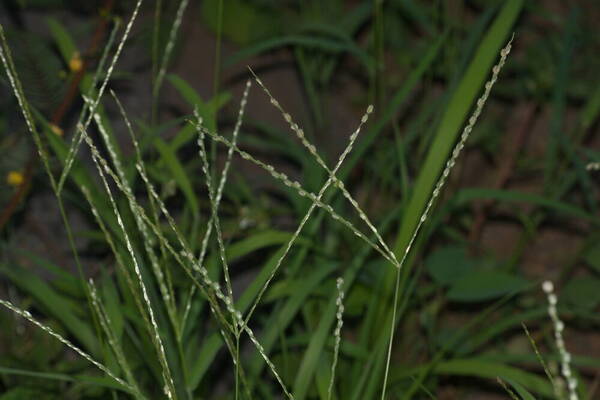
[235,336,240,400]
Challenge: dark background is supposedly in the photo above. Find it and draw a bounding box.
[0,0,599,399]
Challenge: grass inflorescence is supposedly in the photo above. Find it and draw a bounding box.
[1,1,596,399]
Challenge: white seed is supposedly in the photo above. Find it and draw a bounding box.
[542,280,554,293]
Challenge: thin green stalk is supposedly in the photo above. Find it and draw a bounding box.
[181,80,252,333]
[195,108,237,322]
[235,337,240,400]
[497,378,521,400]
[327,277,345,400]
[88,280,144,399]
[152,0,190,122]
[521,323,557,392]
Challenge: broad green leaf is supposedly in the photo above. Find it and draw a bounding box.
[562,277,600,310]
[456,308,547,356]
[447,270,528,302]
[391,358,554,397]
[425,245,476,286]
[449,188,600,224]
[584,243,600,274]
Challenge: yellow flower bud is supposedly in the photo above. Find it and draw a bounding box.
[6,171,24,187]
[49,123,63,137]
[69,51,83,73]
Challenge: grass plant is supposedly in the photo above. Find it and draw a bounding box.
[0,1,598,399]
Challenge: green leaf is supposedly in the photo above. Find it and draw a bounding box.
[584,244,600,274]
[35,110,116,235]
[393,0,524,257]
[391,358,554,397]
[14,250,83,298]
[291,250,378,400]
[166,74,230,132]
[562,277,600,310]
[3,29,65,112]
[503,377,538,400]
[455,308,547,356]
[227,35,373,73]
[201,0,278,45]
[224,229,296,261]
[0,263,97,352]
[187,250,329,390]
[167,74,203,106]
[544,10,577,188]
[0,367,134,394]
[447,270,528,302]
[169,123,197,152]
[580,79,600,132]
[0,387,58,400]
[449,188,600,224]
[152,136,199,217]
[46,17,77,61]
[100,271,125,339]
[247,263,337,381]
[425,245,475,286]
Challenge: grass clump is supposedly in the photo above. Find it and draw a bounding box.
[1,1,597,399]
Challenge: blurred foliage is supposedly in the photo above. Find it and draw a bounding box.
[0,0,599,399]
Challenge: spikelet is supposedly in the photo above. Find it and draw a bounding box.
[328,277,346,400]
[542,281,578,400]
